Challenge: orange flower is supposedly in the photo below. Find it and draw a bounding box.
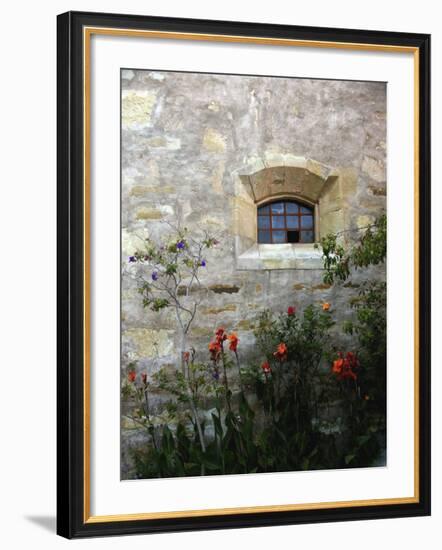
[227,332,239,352]
[261,361,271,374]
[322,302,331,311]
[127,371,136,383]
[273,342,288,362]
[208,340,221,361]
[332,358,344,375]
[209,341,221,353]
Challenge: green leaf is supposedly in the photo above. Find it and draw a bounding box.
[211,413,223,438]
[357,434,371,446]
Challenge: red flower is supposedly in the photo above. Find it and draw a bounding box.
[215,327,227,344]
[227,332,239,352]
[183,351,190,363]
[273,342,288,362]
[208,340,222,361]
[287,306,296,316]
[141,372,147,385]
[127,371,136,383]
[261,361,271,375]
[332,352,359,381]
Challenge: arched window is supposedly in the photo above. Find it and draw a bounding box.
[257,200,314,244]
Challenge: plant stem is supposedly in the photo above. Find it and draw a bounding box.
[179,334,206,466]
[220,347,231,412]
[234,351,243,393]
[143,387,150,417]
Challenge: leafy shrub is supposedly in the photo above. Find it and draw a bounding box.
[317,215,387,467]
[316,214,386,285]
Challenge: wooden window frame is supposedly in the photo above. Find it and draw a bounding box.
[257,200,315,244]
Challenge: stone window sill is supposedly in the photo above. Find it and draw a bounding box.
[236,243,324,271]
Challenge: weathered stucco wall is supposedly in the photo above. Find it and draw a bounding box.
[120,69,386,473]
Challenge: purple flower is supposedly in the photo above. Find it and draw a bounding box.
[200,260,206,267]
[151,271,158,281]
[212,370,220,380]
[176,240,186,250]
[128,256,136,263]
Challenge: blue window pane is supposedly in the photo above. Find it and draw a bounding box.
[258,205,270,214]
[272,231,286,243]
[300,230,314,243]
[258,230,271,243]
[258,201,315,244]
[271,216,285,229]
[258,216,270,229]
[286,202,299,214]
[286,216,299,229]
[301,215,313,229]
[300,205,312,214]
[271,202,284,214]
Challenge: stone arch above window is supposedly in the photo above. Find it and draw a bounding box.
[231,154,357,270]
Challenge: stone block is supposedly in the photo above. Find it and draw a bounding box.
[130,185,176,197]
[231,196,257,241]
[356,215,375,229]
[135,207,164,220]
[338,167,358,199]
[121,227,149,256]
[320,208,345,238]
[361,155,386,183]
[147,136,181,150]
[306,158,334,180]
[368,185,386,196]
[123,328,175,359]
[122,90,157,128]
[200,304,237,314]
[209,284,241,294]
[202,128,226,152]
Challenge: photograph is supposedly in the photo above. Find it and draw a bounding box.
[120,69,388,480]
[0,0,436,546]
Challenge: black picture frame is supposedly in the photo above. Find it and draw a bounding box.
[57,10,431,539]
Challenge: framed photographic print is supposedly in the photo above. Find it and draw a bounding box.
[57,11,431,538]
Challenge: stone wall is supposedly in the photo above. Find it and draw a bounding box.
[120,69,386,474]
